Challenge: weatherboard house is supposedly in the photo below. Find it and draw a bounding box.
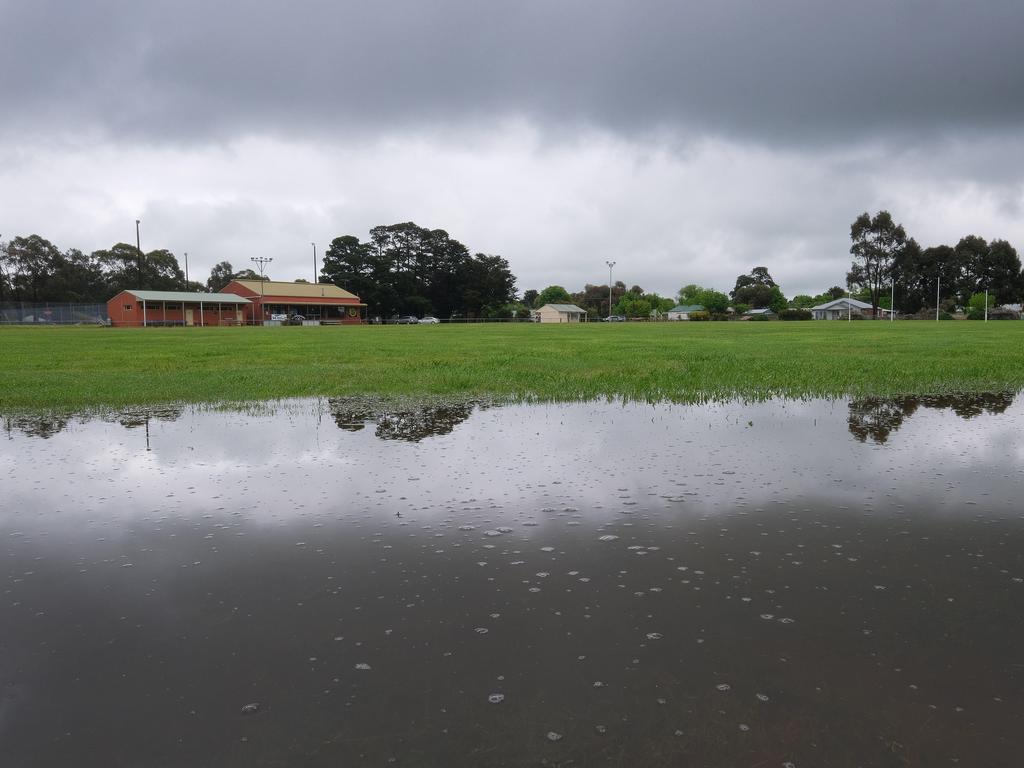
[811,298,893,320]
[533,303,588,323]
[222,280,366,324]
[107,289,252,327]
[666,304,703,320]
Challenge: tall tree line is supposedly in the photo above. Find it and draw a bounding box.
[848,211,1024,315]
[320,222,517,318]
[0,235,203,304]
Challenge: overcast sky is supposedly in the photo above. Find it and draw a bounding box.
[2,0,1023,297]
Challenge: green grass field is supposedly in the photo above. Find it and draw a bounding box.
[1,322,1022,411]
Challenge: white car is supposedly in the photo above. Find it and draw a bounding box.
[419,316,440,324]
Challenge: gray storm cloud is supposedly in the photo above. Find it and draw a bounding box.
[3,0,1023,144]
[1,1,1023,298]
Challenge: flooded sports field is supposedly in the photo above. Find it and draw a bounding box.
[2,395,1023,767]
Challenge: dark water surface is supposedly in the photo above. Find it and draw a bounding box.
[2,396,1023,767]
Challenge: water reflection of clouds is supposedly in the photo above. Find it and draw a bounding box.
[3,397,1023,529]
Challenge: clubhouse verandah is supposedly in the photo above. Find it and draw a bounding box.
[224,280,366,324]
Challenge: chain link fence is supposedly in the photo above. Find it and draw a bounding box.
[0,302,108,325]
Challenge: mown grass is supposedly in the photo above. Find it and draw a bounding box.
[1,322,1022,411]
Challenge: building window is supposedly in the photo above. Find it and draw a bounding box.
[124,304,133,310]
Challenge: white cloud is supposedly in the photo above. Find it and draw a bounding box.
[2,125,1023,298]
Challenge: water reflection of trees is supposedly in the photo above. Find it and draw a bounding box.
[3,405,185,440]
[104,405,185,429]
[848,392,1015,444]
[328,398,477,442]
[2,414,73,439]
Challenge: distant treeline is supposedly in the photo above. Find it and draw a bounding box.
[0,223,519,318]
[4,212,1019,318]
[0,236,206,305]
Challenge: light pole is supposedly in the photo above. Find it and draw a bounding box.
[311,242,318,284]
[251,256,273,324]
[135,219,142,286]
[605,260,616,318]
[890,268,895,322]
[184,251,189,285]
[936,275,940,322]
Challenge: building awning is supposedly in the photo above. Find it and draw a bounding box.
[126,290,251,304]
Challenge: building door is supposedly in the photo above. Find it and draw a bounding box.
[185,308,194,326]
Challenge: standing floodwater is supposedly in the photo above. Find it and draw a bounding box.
[2,396,1023,766]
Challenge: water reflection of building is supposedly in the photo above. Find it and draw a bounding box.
[328,398,477,442]
[847,392,1015,444]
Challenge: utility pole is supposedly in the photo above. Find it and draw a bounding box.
[184,251,189,285]
[312,242,318,284]
[605,260,616,318]
[936,276,940,322]
[135,219,142,286]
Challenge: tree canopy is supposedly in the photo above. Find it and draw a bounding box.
[534,285,573,307]
[0,234,199,304]
[320,222,516,318]
[731,267,787,311]
[678,284,729,313]
[848,210,909,316]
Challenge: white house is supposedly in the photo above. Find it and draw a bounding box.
[811,298,893,320]
[666,304,704,320]
[533,303,587,323]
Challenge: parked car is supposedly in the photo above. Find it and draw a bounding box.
[603,315,626,322]
[395,316,419,324]
[419,316,440,324]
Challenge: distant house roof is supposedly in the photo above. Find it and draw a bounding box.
[539,303,586,313]
[811,297,872,311]
[119,290,251,304]
[668,304,704,313]
[230,280,360,301]
[746,308,775,315]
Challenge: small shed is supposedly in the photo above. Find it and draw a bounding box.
[107,290,251,327]
[666,304,704,320]
[533,304,587,323]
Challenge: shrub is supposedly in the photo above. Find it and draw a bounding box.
[911,308,954,320]
[969,307,1019,320]
[688,311,710,321]
[747,313,770,321]
[710,312,730,321]
[778,308,812,321]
